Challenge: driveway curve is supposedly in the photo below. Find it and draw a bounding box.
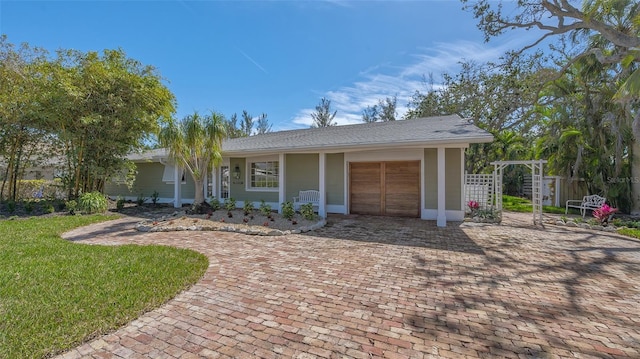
[58,213,640,359]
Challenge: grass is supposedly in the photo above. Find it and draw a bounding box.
[502,195,640,241]
[501,194,572,214]
[0,215,208,358]
[617,227,640,240]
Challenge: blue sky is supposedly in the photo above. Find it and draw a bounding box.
[1,0,532,131]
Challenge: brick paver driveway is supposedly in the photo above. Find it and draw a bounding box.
[59,212,640,359]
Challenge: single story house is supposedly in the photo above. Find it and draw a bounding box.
[105,114,493,226]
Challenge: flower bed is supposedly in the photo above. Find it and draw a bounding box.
[135,209,326,236]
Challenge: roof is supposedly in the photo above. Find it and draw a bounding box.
[133,114,493,161]
[222,114,492,155]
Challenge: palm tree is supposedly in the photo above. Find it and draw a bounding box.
[158,111,226,207]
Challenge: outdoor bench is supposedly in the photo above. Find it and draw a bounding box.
[565,194,606,218]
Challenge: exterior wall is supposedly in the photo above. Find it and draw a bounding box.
[229,157,279,204]
[285,154,319,202]
[558,177,589,206]
[23,167,56,180]
[104,162,196,202]
[445,148,462,210]
[326,153,344,205]
[423,148,438,209]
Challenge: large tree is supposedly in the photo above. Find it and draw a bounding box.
[255,113,272,134]
[406,55,545,173]
[463,0,640,211]
[0,36,50,201]
[535,44,634,211]
[361,95,398,123]
[241,110,254,136]
[310,97,337,128]
[43,48,175,198]
[158,112,226,206]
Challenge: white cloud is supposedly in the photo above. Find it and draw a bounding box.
[286,38,529,130]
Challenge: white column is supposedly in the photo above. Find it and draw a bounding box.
[203,171,208,201]
[173,165,182,208]
[211,167,218,199]
[437,147,446,227]
[460,148,466,211]
[420,150,426,219]
[278,153,285,214]
[318,153,326,217]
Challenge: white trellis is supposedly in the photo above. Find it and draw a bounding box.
[464,173,494,211]
[491,160,547,225]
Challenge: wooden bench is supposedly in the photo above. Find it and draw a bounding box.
[293,190,320,211]
[565,194,606,218]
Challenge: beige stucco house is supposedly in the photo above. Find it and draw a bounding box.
[105,114,493,227]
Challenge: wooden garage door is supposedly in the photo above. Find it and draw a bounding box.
[349,161,420,217]
[349,162,382,215]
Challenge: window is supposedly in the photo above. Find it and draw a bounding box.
[219,166,230,199]
[249,161,279,189]
[161,164,186,184]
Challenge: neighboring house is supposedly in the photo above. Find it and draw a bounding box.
[105,114,493,226]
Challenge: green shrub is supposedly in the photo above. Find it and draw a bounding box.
[281,201,295,220]
[78,192,108,214]
[24,201,34,214]
[5,201,16,213]
[44,203,55,214]
[243,201,254,215]
[224,197,236,212]
[209,197,221,211]
[56,200,66,211]
[300,203,315,220]
[116,196,125,210]
[65,200,77,215]
[151,190,160,205]
[259,200,272,216]
[136,193,146,206]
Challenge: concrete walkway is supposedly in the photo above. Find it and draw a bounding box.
[58,212,640,359]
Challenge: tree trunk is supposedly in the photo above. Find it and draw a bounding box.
[632,140,640,215]
[74,138,85,198]
[193,178,205,205]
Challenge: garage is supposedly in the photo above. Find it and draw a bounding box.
[349,161,420,217]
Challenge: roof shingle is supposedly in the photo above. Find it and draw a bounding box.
[222,114,492,154]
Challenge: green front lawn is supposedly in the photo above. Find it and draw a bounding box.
[502,195,640,241]
[502,194,570,214]
[0,215,208,358]
[617,227,640,239]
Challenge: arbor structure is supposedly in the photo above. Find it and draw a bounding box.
[158,112,226,206]
[310,98,337,128]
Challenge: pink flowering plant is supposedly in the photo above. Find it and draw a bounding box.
[592,204,618,226]
[467,200,480,216]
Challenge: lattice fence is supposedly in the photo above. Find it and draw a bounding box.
[464,173,494,212]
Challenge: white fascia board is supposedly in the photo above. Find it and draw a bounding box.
[222,138,490,157]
